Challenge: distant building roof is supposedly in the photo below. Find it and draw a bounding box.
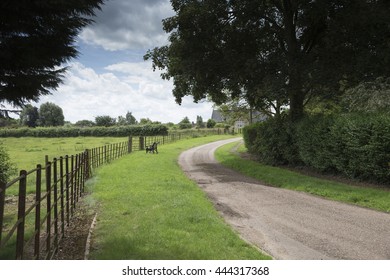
[211,110,225,122]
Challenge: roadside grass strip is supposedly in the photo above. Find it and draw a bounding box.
[87,135,271,260]
[215,141,390,213]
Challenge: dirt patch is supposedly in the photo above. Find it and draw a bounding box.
[53,196,96,260]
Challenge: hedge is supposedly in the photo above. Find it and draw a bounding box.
[243,116,300,165]
[0,125,168,138]
[243,113,390,184]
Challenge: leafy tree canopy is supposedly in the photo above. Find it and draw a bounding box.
[0,0,104,107]
[39,102,65,127]
[125,111,138,125]
[342,77,390,113]
[20,104,39,127]
[178,116,192,129]
[145,0,390,121]
[95,115,116,127]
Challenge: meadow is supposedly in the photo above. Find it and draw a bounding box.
[1,137,128,174]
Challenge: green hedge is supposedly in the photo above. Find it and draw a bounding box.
[0,125,168,138]
[243,116,300,165]
[244,113,390,184]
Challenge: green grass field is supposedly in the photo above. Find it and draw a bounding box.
[1,136,128,173]
[215,141,390,213]
[87,135,270,260]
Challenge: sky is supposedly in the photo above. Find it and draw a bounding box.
[28,0,215,124]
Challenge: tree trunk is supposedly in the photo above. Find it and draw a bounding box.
[289,90,305,121]
[282,0,305,122]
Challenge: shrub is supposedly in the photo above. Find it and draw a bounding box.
[329,113,390,183]
[296,113,390,183]
[295,115,336,172]
[245,113,390,184]
[0,145,17,183]
[243,116,300,165]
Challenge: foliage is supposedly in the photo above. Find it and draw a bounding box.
[38,102,65,127]
[95,115,116,127]
[0,144,17,183]
[125,111,138,125]
[74,120,95,127]
[117,111,138,126]
[243,116,300,165]
[0,125,169,138]
[295,113,390,183]
[145,0,390,121]
[295,115,336,172]
[178,116,192,129]
[0,0,104,107]
[196,115,205,128]
[206,119,216,128]
[342,77,390,113]
[245,113,390,184]
[20,105,39,127]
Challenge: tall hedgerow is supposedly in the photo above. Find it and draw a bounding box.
[244,113,390,184]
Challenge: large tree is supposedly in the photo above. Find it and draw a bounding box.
[145,0,390,121]
[0,0,104,107]
[39,102,65,126]
[20,104,39,127]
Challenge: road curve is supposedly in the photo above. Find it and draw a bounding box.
[178,138,390,260]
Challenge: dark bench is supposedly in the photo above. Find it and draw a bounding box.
[145,142,159,154]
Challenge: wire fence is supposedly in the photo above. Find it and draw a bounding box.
[0,128,238,259]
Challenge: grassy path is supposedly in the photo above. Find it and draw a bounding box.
[87,135,271,260]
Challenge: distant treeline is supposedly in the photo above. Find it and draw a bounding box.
[0,124,168,138]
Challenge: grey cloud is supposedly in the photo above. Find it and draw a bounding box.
[80,0,174,50]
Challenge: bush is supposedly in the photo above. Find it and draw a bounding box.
[244,113,390,184]
[243,116,300,165]
[295,115,336,172]
[295,113,390,183]
[0,145,17,183]
[329,113,390,183]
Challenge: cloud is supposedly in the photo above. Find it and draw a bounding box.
[14,1,216,125]
[80,0,174,51]
[34,62,214,124]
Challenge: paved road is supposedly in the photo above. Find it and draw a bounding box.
[178,138,390,260]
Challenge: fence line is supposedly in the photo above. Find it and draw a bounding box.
[0,129,238,259]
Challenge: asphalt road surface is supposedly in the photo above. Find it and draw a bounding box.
[178,138,390,260]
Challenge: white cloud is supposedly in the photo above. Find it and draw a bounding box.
[34,62,214,124]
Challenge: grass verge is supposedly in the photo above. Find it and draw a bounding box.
[215,141,390,213]
[88,135,270,260]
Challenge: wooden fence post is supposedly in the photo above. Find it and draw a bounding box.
[85,149,91,180]
[70,155,74,214]
[128,137,133,153]
[139,136,145,151]
[65,156,70,225]
[16,170,27,260]
[45,158,52,259]
[59,157,65,238]
[34,164,42,259]
[53,158,59,251]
